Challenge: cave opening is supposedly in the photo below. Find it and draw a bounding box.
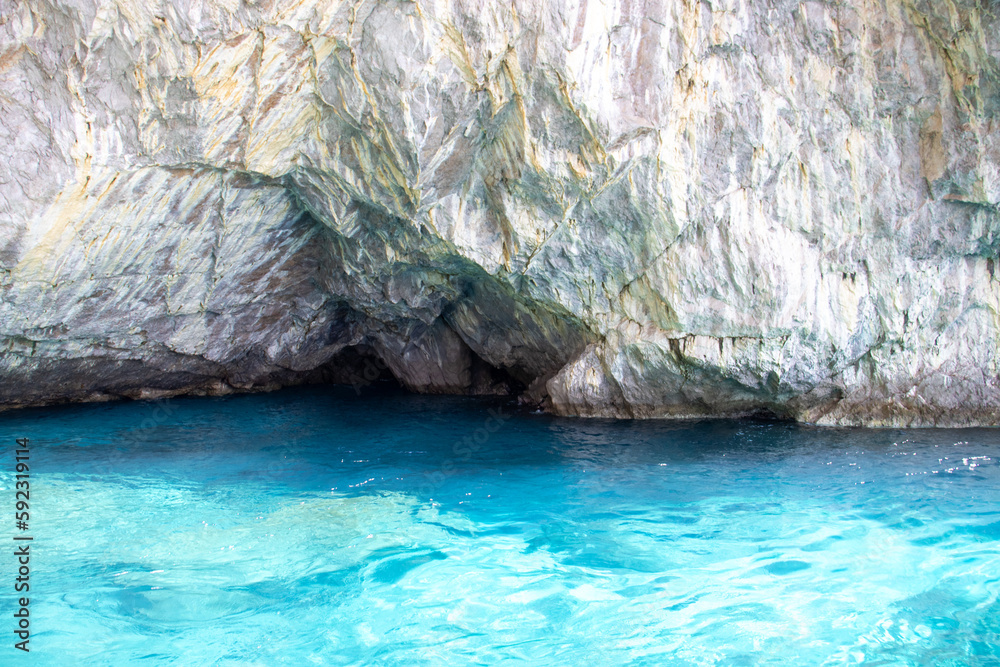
[308,343,526,399]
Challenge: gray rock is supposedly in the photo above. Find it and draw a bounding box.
[0,0,998,426]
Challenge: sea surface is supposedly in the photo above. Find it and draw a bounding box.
[0,385,998,665]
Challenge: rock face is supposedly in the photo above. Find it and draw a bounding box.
[1,0,998,426]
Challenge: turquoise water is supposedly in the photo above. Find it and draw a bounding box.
[1,386,999,665]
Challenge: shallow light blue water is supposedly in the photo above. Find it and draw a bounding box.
[1,385,998,665]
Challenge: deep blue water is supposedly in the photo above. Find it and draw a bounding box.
[0,385,998,665]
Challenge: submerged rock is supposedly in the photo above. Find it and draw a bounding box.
[0,0,998,426]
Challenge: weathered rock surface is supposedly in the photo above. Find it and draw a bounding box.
[1,0,998,425]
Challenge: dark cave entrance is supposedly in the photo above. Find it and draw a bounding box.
[309,344,525,398]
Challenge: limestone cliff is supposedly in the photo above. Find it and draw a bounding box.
[1,0,998,426]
